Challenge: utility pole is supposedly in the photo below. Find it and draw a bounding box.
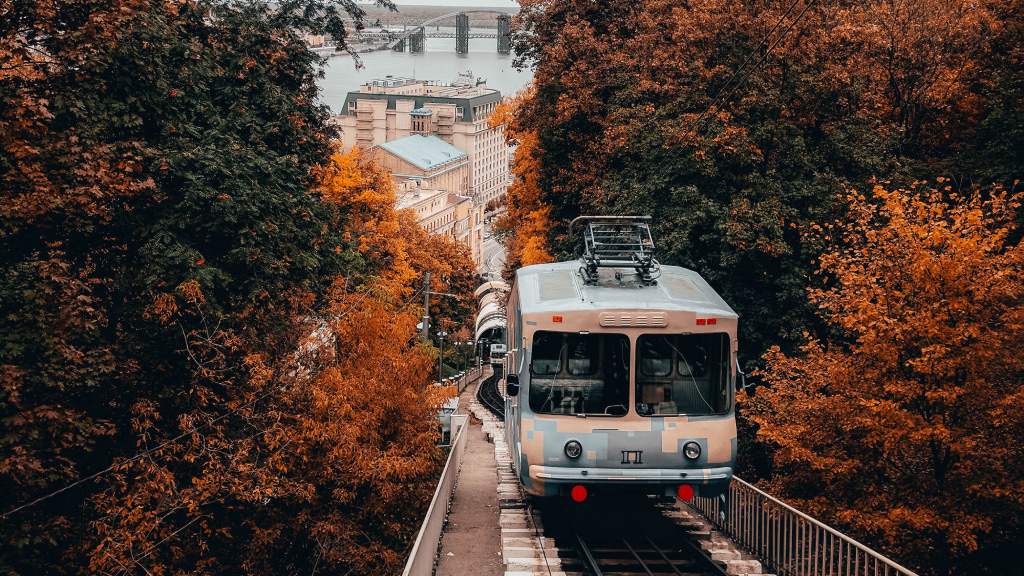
[421,272,430,343]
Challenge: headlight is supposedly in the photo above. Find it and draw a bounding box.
[564,440,583,459]
[683,441,701,460]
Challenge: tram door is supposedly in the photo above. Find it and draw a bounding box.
[504,336,523,477]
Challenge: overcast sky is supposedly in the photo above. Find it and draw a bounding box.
[359,0,520,8]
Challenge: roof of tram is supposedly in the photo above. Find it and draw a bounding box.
[512,262,737,318]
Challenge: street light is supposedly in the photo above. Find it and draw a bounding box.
[456,340,469,381]
[437,327,448,385]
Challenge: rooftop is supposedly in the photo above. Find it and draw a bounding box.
[513,261,738,317]
[375,134,468,171]
[345,76,502,122]
[395,186,444,210]
[367,76,418,88]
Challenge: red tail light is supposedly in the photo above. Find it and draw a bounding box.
[677,485,694,501]
[571,485,588,502]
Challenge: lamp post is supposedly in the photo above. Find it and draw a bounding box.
[437,325,447,385]
[458,340,467,379]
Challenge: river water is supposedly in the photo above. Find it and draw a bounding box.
[317,32,535,113]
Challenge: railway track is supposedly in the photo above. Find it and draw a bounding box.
[475,370,504,418]
[529,495,733,576]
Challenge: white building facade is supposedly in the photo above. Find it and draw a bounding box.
[334,75,508,207]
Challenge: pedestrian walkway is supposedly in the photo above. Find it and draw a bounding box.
[435,371,504,576]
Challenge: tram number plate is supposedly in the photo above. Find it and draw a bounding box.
[621,450,644,464]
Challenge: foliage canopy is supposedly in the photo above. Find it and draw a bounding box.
[497,1,1024,574]
[1,1,476,574]
[749,184,1024,576]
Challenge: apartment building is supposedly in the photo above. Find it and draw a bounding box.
[395,179,485,268]
[335,75,508,206]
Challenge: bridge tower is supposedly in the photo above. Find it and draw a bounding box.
[497,14,511,54]
[393,38,406,52]
[455,13,470,54]
[409,27,425,53]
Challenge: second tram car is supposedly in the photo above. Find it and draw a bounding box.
[502,217,740,501]
[489,343,507,365]
[476,280,509,366]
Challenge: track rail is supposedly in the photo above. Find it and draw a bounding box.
[536,496,734,576]
[475,371,504,419]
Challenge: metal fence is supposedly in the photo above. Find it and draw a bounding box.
[401,414,468,576]
[455,365,484,393]
[689,478,919,576]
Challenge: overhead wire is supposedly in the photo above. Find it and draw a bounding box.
[675,0,804,146]
[2,278,442,521]
[1,385,279,520]
[660,0,818,169]
[687,0,818,141]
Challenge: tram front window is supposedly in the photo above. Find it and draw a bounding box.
[529,331,630,416]
[636,333,731,416]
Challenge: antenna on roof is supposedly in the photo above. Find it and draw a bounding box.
[569,216,659,286]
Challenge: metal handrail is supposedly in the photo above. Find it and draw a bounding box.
[689,478,919,576]
[401,414,468,576]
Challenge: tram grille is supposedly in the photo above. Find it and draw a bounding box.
[599,313,667,327]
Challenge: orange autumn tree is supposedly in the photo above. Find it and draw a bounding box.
[747,183,1024,576]
[87,147,471,576]
[4,1,464,573]
[261,277,453,576]
[506,0,1021,366]
[3,1,367,573]
[89,279,452,576]
[491,91,555,277]
[316,146,478,331]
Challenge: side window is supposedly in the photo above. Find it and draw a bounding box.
[515,304,522,352]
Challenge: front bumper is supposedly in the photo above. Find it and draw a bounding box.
[530,464,732,485]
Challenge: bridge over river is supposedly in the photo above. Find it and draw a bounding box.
[339,11,513,55]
